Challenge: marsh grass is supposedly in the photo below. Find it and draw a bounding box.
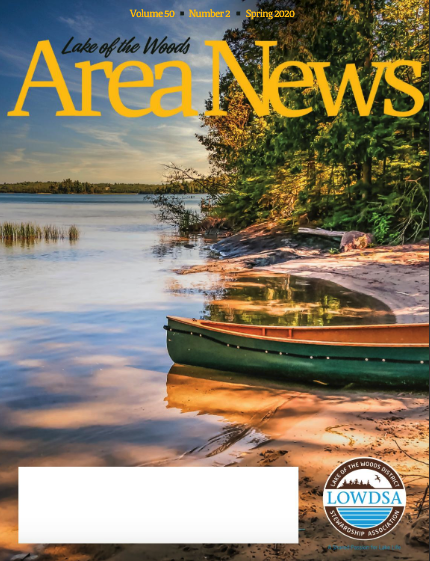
[0,222,80,243]
[43,225,65,241]
[68,225,80,241]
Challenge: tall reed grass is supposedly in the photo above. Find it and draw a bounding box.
[68,225,80,241]
[0,222,80,242]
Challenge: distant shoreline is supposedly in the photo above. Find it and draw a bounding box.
[0,180,205,196]
[0,191,203,196]
[0,191,153,195]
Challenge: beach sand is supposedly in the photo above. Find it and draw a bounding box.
[178,224,429,324]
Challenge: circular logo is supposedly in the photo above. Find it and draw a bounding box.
[323,457,406,540]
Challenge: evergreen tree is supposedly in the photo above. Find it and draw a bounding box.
[194,0,429,240]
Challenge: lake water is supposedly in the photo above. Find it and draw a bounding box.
[0,194,394,554]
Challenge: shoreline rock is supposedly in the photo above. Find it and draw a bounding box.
[340,230,374,252]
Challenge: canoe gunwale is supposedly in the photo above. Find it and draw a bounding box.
[167,316,429,349]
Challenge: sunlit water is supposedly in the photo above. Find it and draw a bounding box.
[0,194,395,553]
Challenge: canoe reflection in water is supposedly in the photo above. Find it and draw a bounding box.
[165,364,325,461]
[164,364,428,474]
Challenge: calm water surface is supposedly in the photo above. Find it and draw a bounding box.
[0,194,394,552]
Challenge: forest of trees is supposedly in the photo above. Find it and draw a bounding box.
[164,0,429,243]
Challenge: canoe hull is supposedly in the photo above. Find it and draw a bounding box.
[166,318,429,388]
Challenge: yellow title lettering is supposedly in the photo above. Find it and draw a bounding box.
[309,62,388,117]
[108,61,154,118]
[205,40,276,117]
[384,61,424,117]
[7,40,80,116]
[269,61,313,117]
[151,61,198,117]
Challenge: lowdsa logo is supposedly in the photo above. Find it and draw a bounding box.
[323,457,406,540]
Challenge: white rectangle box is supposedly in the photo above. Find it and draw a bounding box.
[19,467,298,544]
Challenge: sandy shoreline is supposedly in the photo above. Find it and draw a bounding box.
[261,248,429,324]
[179,223,429,324]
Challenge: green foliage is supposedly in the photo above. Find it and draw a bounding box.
[192,0,429,242]
[152,194,202,233]
[178,210,201,233]
[369,212,393,244]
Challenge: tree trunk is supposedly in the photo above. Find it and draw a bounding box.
[363,159,372,184]
[362,158,372,199]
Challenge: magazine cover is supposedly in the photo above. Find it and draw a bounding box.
[0,1,429,559]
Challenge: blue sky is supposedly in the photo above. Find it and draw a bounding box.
[0,0,259,183]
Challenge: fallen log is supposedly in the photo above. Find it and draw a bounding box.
[298,227,344,240]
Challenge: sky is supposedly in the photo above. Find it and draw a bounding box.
[0,0,260,184]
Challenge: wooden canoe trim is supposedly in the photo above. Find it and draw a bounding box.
[167,317,429,348]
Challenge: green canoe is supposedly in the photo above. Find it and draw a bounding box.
[165,317,429,388]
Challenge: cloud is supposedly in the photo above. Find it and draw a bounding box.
[0,48,35,78]
[1,148,26,164]
[64,124,129,146]
[0,113,210,182]
[0,116,208,183]
[58,14,95,35]
[1,146,39,168]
